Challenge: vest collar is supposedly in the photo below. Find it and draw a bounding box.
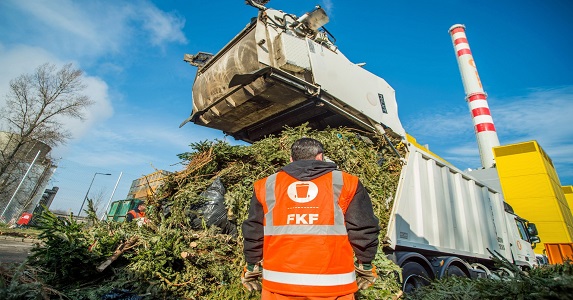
[281,160,337,181]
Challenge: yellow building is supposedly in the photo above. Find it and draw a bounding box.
[565,186,573,216]
[126,170,172,201]
[493,141,573,254]
[564,187,573,253]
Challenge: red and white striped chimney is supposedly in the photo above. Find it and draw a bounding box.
[449,24,500,169]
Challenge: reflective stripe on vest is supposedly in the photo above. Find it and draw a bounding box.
[263,170,345,236]
[263,269,356,286]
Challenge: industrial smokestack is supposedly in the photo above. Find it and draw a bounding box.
[449,24,500,169]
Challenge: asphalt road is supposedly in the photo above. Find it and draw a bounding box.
[0,236,39,264]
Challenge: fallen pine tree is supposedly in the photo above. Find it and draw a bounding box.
[5,124,571,299]
[8,124,404,299]
[406,253,573,300]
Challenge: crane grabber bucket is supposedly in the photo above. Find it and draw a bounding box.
[181,2,406,145]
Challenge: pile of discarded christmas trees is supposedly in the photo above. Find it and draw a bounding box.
[3,124,573,299]
[2,124,404,299]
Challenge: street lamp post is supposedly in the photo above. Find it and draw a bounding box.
[78,172,111,217]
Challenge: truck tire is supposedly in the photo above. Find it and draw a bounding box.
[471,262,492,278]
[401,261,430,293]
[495,267,515,279]
[445,265,468,277]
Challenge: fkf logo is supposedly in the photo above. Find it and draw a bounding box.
[287,214,319,224]
[287,181,318,203]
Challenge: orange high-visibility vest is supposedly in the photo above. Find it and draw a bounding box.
[127,210,145,219]
[254,170,359,296]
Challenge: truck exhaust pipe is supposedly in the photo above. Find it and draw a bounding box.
[449,24,500,169]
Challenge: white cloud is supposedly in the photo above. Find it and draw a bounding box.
[93,122,193,150]
[68,147,157,168]
[405,105,473,140]
[443,143,479,161]
[5,0,187,59]
[52,120,213,169]
[139,4,188,46]
[493,87,573,180]
[493,87,573,144]
[0,44,58,109]
[1,0,189,161]
[59,74,114,140]
[407,86,573,144]
[0,45,112,142]
[321,0,334,16]
[11,1,98,42]
[8,0,122,57]
[405,86,573,182]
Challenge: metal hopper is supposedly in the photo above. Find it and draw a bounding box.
[182,5,405,142]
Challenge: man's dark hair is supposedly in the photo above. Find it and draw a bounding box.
[291,138,324,161]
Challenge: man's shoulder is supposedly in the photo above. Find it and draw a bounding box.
[254,174,273,187]
[334,169,358,178]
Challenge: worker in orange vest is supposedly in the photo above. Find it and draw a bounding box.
[126,200,146,223]
[241,138,380,299]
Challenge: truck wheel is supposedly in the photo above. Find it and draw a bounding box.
[471,262,492,278]
[445,265,468,277]
[401,261,430,293]
[497,267,515,278]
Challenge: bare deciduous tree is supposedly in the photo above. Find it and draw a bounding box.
[0,63,94,208]
[89,187,107,217]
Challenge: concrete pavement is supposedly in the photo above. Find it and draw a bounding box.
[0,235,41,264]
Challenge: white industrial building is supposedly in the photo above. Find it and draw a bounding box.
[0,131,57,224]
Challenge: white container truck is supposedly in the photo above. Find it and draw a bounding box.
[181,1,541,291]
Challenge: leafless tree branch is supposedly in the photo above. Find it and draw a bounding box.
[0,63,95,208]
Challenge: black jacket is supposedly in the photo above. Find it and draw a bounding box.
[242,159,380,264]
[125,208,142,222]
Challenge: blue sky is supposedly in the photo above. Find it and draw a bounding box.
[1,0,572,214]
